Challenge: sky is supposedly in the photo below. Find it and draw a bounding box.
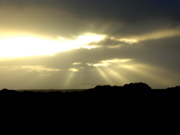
[0,0,180,89]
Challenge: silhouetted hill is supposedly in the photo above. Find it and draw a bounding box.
[1,82,180,99]
[1,82,180,129]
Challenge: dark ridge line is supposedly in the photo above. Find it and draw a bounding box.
[0,82,180,97]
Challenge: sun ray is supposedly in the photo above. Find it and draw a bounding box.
[95,66,114,85]
[63,68,82,89]
[64,71,76,89]
[121,63,176,88]
[103,67,129,85]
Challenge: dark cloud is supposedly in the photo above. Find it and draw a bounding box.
[58,0,180,36]
[0,0,180,38]
[137,35,180,72]
[89,37,124,46]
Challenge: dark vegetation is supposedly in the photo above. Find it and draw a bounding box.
[1,82,180,129]
[1,82,180,117]
[1,82,180,98]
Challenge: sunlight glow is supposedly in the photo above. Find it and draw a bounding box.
[110,37,138,44]
[87,59,132,67]
[68,68,79,72]
[0,33,106,58]
[107,45,121,49]
[74,33,106,45]
[135,29,180,41]
[72,62,81,65]
[119,38,138,44]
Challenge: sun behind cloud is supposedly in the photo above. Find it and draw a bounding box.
[0,33,106,58]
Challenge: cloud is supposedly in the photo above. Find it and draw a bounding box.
[87,59,132,67]
[72,62,81,65]
[0,65,61,78]
[0,32,179,73]
[131,27,180,41]
[137,35,180,72]
[68,68,82,72]
[0,0,180,89]
[17,66,61,72]
[1,0,180,38]
[89,37,124,46]
[88,36,139,49]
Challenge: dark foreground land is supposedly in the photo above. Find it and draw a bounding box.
[1,82,180,99]
[1,82,180,133]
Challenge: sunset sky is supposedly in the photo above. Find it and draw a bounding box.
[0,0,180,89]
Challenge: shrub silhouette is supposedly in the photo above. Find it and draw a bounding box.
[1,82,180,98]
[123,82,151,90]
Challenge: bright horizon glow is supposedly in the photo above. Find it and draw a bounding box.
[0,33,106,58]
